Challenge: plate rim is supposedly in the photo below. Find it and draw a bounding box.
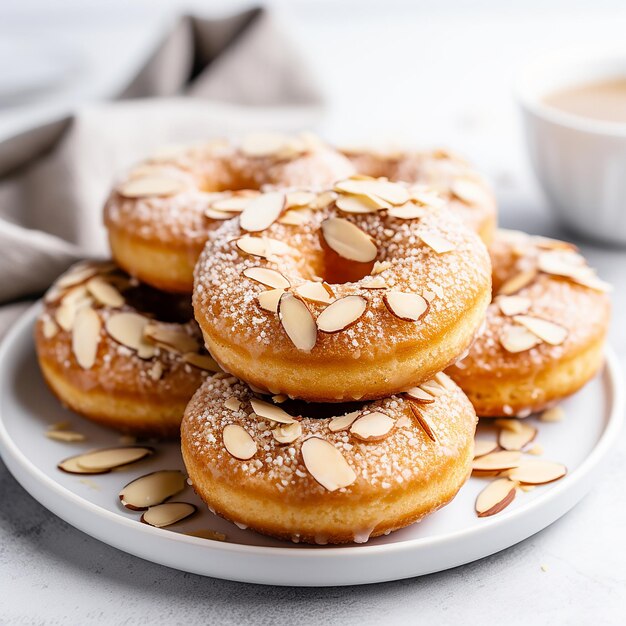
[0,303,624,567]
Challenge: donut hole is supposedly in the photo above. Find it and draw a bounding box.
[317,236,376,285]
[271,398,368,420]
[123,284,193,323]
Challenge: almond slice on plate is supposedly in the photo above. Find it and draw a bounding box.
[540,406,564,422]
[350,412,395,442]
[496,295,531,317]
[243,267,290,289]
[513,315,568,346]
[321,217,377,263]
[257,288,285,313]
[72,307,101,369]
[335,194,383,214]
[500,324,541,353]
[328,410,361,432]
[361,276,387,289]
[507,460,567,484]
[408,403,438,442]
[316,295,367,333]
[119,470,186,510]
[387,202,427,220]
[144,323,199,354]
[105,312,156,359]
[301,437,357,492]
[278,292,317,352]
[240,191,285,232]
[222,424,257,460]
[497,268,538,296]
[250,398,296,424]
[474,439,499,458]
[498,421,537,451]
[472,450,521,473]
[405,386,435,403]
[86,277,125,308]
[294,281,334,304]
[58,447,154,474]
[475,478,517,517]
[181,353,221,372]
[334,178,409,205]
[272,422,303,444]
[46,430,85,443]
[141,502,197,528]
[383,291,429,321]
[419,231,456,254]
[117,176,184,198]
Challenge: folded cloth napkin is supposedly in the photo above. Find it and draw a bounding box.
[0,8,323,337]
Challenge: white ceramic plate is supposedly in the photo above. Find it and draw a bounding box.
[0,305,623,586]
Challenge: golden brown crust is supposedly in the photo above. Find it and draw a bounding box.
[181,373,477,544]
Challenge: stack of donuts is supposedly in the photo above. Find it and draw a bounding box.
[35,132,610,544]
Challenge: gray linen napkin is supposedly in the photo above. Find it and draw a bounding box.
[0,8,323,337]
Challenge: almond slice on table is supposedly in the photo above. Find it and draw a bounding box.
[294,281,334,304]
[58,447,154,474]
[335,194,384,214]
[272,422,303,444]
[472,450,521,473]
[405,386,435,404]
[419,231,456,254]
[278,292,317,352]
[257,288,285,313]
[497,268,538,296]
[513,315,568,346]
[475,478,517,517]
[507,460,567,484]
[474,439,499,458]
[498,421,537,451]
[496,295,532,317]
[119,470,186,510]
[181,353,221,372]
[350,412,395,442]
[250,398,296,424]
[408,403,438,442]
[222,424,257,460]
[361,276,388,289]
[500,324,541,353]
[117,176,184,198]
[141,502,197,528]
[334,178,410,205]
[243,267,290,289]
[86,277,125,308]
[301,437,357,492]
[383,291,429,321]
[387,202,427,220]
[144,323,199,354]
[105,312,156,359]
[321,217,377,263]
[316,295,367,333]
[239,191,285,232]
[328,410,361,432]
[72,307,101,369]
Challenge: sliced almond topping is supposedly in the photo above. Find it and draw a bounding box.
[279,208,312,226]
[528,444,544,456]
[46,430,85,443]
[497,268,538,295]
[141,502,196,528]
[498,421,537,451]
[335,194,383,214]
[257,288,285,313]
[286,190,316,208]
[117,176,183,198]
[240,132,293,157]
[105,312,156,359]
[148,361,164,381]
[475,478,517,517]
[496,295,532,317]
[222,424,257,460]
[294,281,334,304]
[451,178,489,206]
[321,217,377,263]
[182,353,221,372]
[409,187,446,209]
[434,371,456,391]
[513,315,568,346]
[211,194,258,213]
[301,437,357,492]
[272,421,303,444]
[328,410,361,432]
[419,378,444,397]
[204,208,234,220]
[540,406,564,423]
[361,276,388,289]
[58,447,154,474]
[55,288,92,332]
[56,263,101,289]
[350,412,395,442]
[408,403,438,442]
[494,418,524,433]
[86,277,125,308]
[316,295,367,333]
[334,178,409,205]
[272,394,287,403]
[472,450,521,473]
[571,272,612,292]
[372,260,392,275]
[240,191,285,232]
[508,460,567,484]
[42,317,59,339]
[387,201,427,220]
[500,324,541,353]
[278,292,317,352]
[405,386,435,403]
[236,235,291,259]
[72,307,101,369]
[250,398,296,424]
[537,250,586,278]
[419,231,456,254]
[383,291,429,322]
[474,439,499,458]
[243,267,290,289]
[144,323,199,354]
[224,397,242,412]
[119,470,186,510]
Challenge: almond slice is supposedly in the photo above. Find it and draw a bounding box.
[405,387,435,403]
[537,250,586,278]
[58,447,154,474]
[72,307,101,369]
[105,312,155,359]
[250,398,296,424]
[571,272,612,292]
[141,502,196,528]
[119,470,186,510]
[182,353,221,372]
[513,315,568,346]
[148,361,164,381]
[419,231,456,254]
[498,421,537,451]
[500,324,541,353]
[236,235,291,259]
[257,288,285,313]
[222,424,257,460]
[240,131,291,157]
[272,422,303,444]
[278,292,317,352]
[474,439,499,458]
[472,450,521,473]
[408,403,438,442]
[508,460,567,484]
[286,190,316,208]
[335,194,383,214]
[496,295,531,317]
[383,291,429,322]
[321,217,377,263]
[361,276,387,289]
[387,202,427,220]
[451,178,489,206]
[475,479,517,517]
[86,277,125,308]
[46,430,85,443]
[311,190,338,210]
[409,187,446,209]
[56,263,101,289]
[204,208,234,220]
[294,281,334,304]
[350,412,395,442]
[41,317,59,339]
[243,267,290,289]
[240,191,285,232]
[328,410,361,432]
[316,295,367,333]
[279,208,312,226]
[419,378,444,397]
[497,268,538,295]
[224,397,241,412]
[118,176,183,198]
[301,437,357,492]
[334,178,409,205]
[144,323,199,354]
[372,260,392,275]
[211,194,258,213]
[540,406,564,423]
[434,371,456,391]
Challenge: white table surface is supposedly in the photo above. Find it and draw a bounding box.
[1,1,625,624]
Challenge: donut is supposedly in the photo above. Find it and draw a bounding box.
[181,371,477,544]
[35,261,221,437]
[193,177,492,402]
[104,133,355,293]
[342,147,497,244]
[446,230,611,417]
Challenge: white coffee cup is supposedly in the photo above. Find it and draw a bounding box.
[517,46,626,245]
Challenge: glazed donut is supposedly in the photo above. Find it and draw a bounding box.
[104,133,355,293]
[181,371,476,544]
[35,261,220,438]
[193,177,492,402]
[446,230,611,417]
[342,147,497,244]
